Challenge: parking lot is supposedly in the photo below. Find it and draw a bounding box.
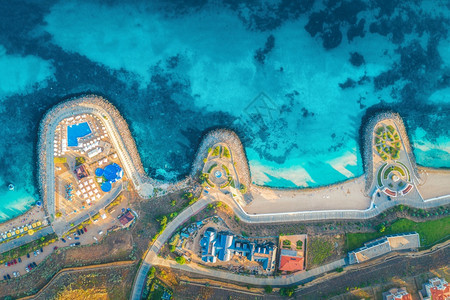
[0,196,130,281]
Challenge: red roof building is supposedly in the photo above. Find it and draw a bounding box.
[118,211,135,228]
[278,255,304,272]
[420,277,450,300]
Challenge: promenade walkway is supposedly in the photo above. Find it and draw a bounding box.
[0,226,54,254]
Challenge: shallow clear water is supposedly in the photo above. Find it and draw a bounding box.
[0,0,450,221]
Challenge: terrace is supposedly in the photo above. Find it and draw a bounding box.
[52,113,124,222]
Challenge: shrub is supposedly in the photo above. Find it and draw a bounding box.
[75,157,85,166]
[234,215,240,223]
[170,200,176,207]
[170,245,176,252]
[264,285,273,293]
[175,256,186,265]
[212,146,220,156]
[222,147,231,158]
[296,240,303,249]
[148,266,156,280]
[280,286,297,297]
[283,240,291,246]
[239,184,247,194]
[336,267,344,273]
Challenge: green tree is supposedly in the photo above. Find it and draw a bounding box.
[264,286,273,293]
[280,286,297,297]
[175,256,186,265]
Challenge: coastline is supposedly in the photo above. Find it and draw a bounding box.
[0,94,440,224]
[361,111,420,194]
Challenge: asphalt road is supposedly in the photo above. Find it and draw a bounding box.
[0,226,54,254]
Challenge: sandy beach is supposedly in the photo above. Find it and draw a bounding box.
[416,167,450,200]
[245,176,371,214]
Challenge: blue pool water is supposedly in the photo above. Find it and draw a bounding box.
[0,0,450,222]
[67,122,92,147]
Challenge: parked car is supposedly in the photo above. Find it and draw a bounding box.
[53,246,58,250]
[3,275,6,280]
[32,262,37,267]
[83,227,87,233]
[75,242,80,246]
[80,230,84,235]
[36,250,40,255]
[33,251,37,256]
[7,262,10,267]
[93,236,98,241]
[13,259,17,264]
[25,267,29,273]
[67,236,72,240]
[18,257,22,263]
[61,238,66,243]
[40,248,43,252]
[6,274,10,280]
[4,262,7,267]
[74,237,80,240]
[70,243,76,247]
[27,253,30,258]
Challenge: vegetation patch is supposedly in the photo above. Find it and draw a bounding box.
[374,125,401,160]
[383,165,406,179]
[308,238,334,266]
[207,163,217,173]
[377,163,387,186]
[212,146,220,156]
[346,216,450,251]
[222,146,231,158]
[0,233,58,263]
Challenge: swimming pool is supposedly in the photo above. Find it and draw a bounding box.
[67,122,92,147]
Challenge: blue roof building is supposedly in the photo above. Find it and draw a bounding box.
[200,227,277,272]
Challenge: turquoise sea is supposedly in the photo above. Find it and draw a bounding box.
[0,0,450,222]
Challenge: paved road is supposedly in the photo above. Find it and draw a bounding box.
[130,187,450,299]
[52,183,123,237]
[0,226,54,254]
[155,257,346,286]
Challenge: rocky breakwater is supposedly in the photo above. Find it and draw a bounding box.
[38,95,150,217]
[191,129,251,200]
[361,111,420,194]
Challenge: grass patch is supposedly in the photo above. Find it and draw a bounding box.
[346,216,450,251]
[377,163,387,186]
[308,238,334,266]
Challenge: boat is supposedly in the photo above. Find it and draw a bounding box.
[8,184,14,191]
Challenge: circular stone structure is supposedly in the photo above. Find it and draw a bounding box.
[378,162,413,197]
[210,166,227,186]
